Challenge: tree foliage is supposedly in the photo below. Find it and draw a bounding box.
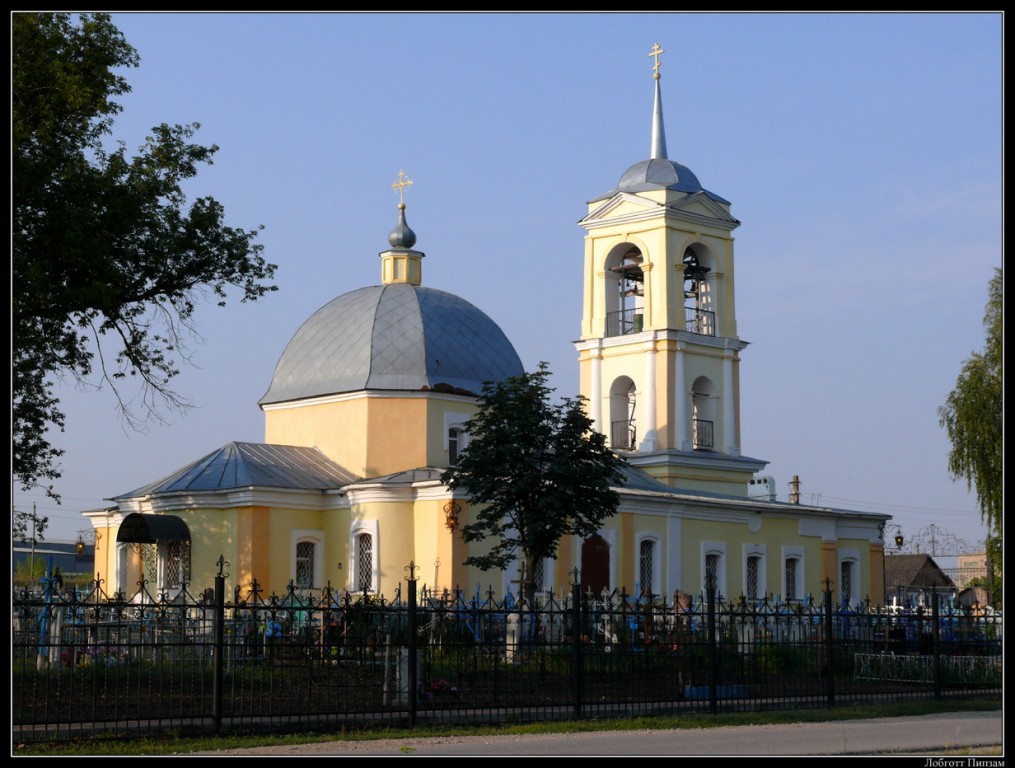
[938,268,1002,574]
[13,13,277,499]
[441,363,626,601]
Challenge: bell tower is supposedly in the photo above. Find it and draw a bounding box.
[575,44,767,496]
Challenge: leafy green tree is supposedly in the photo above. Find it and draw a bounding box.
[938,268,1002,581]
[441,363,626,603]
[13,13,277,501]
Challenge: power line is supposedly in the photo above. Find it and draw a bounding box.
[816,495,979,516]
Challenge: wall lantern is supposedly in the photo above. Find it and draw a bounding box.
[444,501,461,533]
[75,535,86,556]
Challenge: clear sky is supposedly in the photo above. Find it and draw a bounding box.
[14,12,1001,559]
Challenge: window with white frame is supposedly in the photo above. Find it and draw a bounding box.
[838,548,861,608]
[356,533,373,592]
[701,542,727,597]
[291,530,324,590]
[448,427,461,467]
[743,544,767,601]
[746,555,761,600]
[296,541,316,589]
[637,536,661,597]
[444,412,471,466]
[782,546,805,602]
[350,520,379,594]
[158,539,190,591]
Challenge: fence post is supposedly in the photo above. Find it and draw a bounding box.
[406,561,419,728]
[571,570,583,719]
[706,584,718,715]
[932,590,941,699]
[823,579,835,708]
[212,555,228,734]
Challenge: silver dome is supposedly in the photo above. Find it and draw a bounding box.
[259,284,524,405]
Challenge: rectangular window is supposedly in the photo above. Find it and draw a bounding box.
[785,557,798,601]
[639,540,655,596]
[746,555,760,600]
[705,553,720,593]
[840,561,853,606]
[448,428,459,467]
[531,557,545,595]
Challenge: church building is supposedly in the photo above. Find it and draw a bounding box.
[85,46,890,607]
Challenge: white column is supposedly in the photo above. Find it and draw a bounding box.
[590,344,602,435]
[675,346,689,450]
[640,337,658,451]
[723,352,739,456]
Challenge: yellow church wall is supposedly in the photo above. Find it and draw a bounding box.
[180,507,240,592]
[869,543,885,605]
[264,397,370,476]
[821,541,837,591]
[365,398,428,478]
[680,516,828,599]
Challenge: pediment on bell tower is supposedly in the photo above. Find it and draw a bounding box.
[582,190,740,233]
[581,192,662,227]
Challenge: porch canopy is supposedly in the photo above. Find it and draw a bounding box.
[116,513,191,544]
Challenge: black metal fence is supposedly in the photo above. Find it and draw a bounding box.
[13,562,1002,745]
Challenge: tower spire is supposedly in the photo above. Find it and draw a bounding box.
[648,43,667,160]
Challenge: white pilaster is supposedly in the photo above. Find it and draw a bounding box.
[723,352,738,456]
[640,336,658,451]
[675,346,689,451]
[590,342,603,435]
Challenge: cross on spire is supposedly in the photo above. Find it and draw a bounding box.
[648,42,664,80]
[391,169,413,207]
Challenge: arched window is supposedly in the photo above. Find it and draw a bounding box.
[609,376,637,450]
[701,541,727,597]
[604,245,645,337]
[638,537,660,597]
[356,533,373,593]
[291,530,324,590]
[743,544,767,601]
[682,246,716,336]
[838,548,861,608]
[296,541,316,589]
[782,546,806,602]
[691,376,716,450]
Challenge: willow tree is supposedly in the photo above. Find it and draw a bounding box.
[938,267,1003,594]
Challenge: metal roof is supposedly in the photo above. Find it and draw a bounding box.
[259,284,524,405]
[113,442,359,499]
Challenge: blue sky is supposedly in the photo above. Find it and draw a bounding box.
[15,12,1001,558]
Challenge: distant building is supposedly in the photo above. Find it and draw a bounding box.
[12,539,95,579]
[884,553,957,608]
[954,552,988,588]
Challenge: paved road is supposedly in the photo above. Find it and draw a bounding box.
[195,710,1003,756]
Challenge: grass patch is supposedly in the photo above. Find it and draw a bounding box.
[14,698,1001,756]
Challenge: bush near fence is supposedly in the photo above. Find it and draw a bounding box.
[12,564,1002,745]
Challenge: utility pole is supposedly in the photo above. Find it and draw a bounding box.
[30,503,37,586]
[788,475,801,505]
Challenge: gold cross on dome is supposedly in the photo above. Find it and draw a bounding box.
[648,43,664,80]
[391,169,413,205]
